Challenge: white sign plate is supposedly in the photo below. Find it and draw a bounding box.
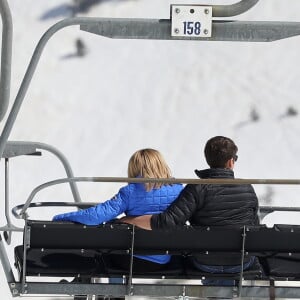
[171,5,212,38]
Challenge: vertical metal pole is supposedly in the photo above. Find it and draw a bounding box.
[0,0,13,121]
[0,233,15,283]
[21,220,29,294]
[4,158,13,243]
[128,225,135,297]
[238,226,246,297]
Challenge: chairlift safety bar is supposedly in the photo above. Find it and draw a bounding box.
[13,176,300,219]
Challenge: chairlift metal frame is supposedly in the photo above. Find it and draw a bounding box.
[1,0,300,298]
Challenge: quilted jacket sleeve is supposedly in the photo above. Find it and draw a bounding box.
[151,184,201,229]
[53,186,129,225]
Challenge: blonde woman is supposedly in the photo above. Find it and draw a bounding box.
[53,148,183,270]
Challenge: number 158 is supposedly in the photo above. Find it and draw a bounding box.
[183,21,201,35]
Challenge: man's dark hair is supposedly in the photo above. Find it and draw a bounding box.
[204,136,238,168]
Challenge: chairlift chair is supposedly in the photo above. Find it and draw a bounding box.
[1,0,300,299]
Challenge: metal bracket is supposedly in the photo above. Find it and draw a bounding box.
[10,283,20,297]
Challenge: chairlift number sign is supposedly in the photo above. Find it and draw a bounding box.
[171,5,212,38]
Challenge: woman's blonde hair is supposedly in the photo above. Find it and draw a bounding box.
[128,148,172,191]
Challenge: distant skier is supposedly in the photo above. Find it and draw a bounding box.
[279,105,298,119]
[286,106,298,117]
[75,38,87,57]
[250,107,259,122]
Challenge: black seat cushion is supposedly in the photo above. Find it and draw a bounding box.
[260,253,300,279]
[102,254,184,278]
[14,245,104,277]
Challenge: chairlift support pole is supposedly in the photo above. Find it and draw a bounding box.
[0,0,12,122]
[0,234,15,284]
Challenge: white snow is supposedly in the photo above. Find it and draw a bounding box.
[1,0,300,299]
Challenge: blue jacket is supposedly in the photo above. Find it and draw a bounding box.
[53,183,183,264]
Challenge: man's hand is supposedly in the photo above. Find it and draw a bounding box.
[121,215,152,230]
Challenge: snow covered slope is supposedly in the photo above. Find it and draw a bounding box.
[1,0,300,298]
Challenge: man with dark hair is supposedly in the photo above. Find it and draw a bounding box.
[204,136,238,168]
[124,136,259,274]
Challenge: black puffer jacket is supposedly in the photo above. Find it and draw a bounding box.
[151,168,259,265]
